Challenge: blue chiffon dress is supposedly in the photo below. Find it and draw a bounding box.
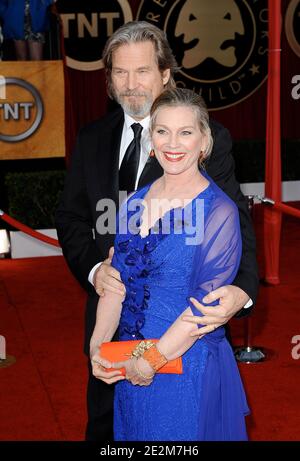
[112,177,250,441]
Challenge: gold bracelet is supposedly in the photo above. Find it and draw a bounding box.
[130,340,156,359]
[133,359,155,380]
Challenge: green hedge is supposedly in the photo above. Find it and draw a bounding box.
[4,170,65,229]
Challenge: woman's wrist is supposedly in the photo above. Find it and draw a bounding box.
[137,356,156,376]
[89,337,102,357]
[130,340,168,372]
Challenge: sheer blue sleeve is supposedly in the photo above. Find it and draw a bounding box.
[188,186,242,321]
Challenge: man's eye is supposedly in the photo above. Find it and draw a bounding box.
[182,131,192,135]
[157,129,166,134]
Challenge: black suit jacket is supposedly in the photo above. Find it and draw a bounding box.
[56,108,259,355]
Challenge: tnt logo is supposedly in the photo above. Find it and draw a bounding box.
[57,1,133,71]
[0,77,43,143]
[62,12,122,38]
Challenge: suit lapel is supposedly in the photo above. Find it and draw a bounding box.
[97,110,124,201]
[110,115,124,200]
[97,108,163,200]
[138,156,164,188]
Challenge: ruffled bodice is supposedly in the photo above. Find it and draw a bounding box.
[113,182,213,341]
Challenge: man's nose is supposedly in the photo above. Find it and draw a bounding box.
[126,72,138,90]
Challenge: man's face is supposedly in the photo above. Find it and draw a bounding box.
[111,41,170,120]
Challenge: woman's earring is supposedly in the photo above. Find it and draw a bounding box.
[149,149,155,157]
[199,151,204,168]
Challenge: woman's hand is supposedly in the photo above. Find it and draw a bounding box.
[182,288,249,338]
[90,344,125,385]
[113,358,154,387]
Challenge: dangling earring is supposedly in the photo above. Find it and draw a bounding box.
[149,149,155,157]
[199,150,205,169]
[198,150,203,168]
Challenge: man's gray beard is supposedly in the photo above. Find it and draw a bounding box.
[115,93,153,119]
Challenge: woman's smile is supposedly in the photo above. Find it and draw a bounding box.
[163,152,186,162]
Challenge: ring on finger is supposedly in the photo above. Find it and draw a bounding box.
[97,286,104,294]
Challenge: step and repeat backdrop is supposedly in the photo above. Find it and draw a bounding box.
[0,0,299,161]
[56,0,299,142]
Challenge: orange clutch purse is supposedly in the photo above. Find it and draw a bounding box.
[99,339,183,376]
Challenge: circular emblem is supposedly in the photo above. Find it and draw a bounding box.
[285,0,300,58]
[137,0,268,110]
[0,78,43,143]
[57,0,133,71]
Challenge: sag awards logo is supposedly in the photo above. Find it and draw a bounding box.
[58,0,133,71]
[137,0,268,110]
[0,77,43,143]
[285,0,300,58]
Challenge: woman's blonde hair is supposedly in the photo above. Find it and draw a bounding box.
[150,88,213,164]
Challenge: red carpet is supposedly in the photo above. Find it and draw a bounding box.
[0,257,87,440]
[0,204,299,441]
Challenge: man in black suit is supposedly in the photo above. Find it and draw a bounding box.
[56,21,258,441]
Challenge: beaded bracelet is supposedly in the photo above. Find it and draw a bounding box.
[133,358,155,380]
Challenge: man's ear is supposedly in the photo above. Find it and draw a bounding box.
[162,69,171,86]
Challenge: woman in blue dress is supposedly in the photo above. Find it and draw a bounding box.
[0,0,55,60]
[90,88,249,441]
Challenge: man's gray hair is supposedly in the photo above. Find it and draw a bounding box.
[102,21,179,98]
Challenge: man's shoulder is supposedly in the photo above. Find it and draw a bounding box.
[208,118,233,157]
[209,118,230,138]
[210,180,239,218]
[78,108,124,140]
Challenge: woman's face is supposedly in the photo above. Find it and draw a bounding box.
[151,105,207,176]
